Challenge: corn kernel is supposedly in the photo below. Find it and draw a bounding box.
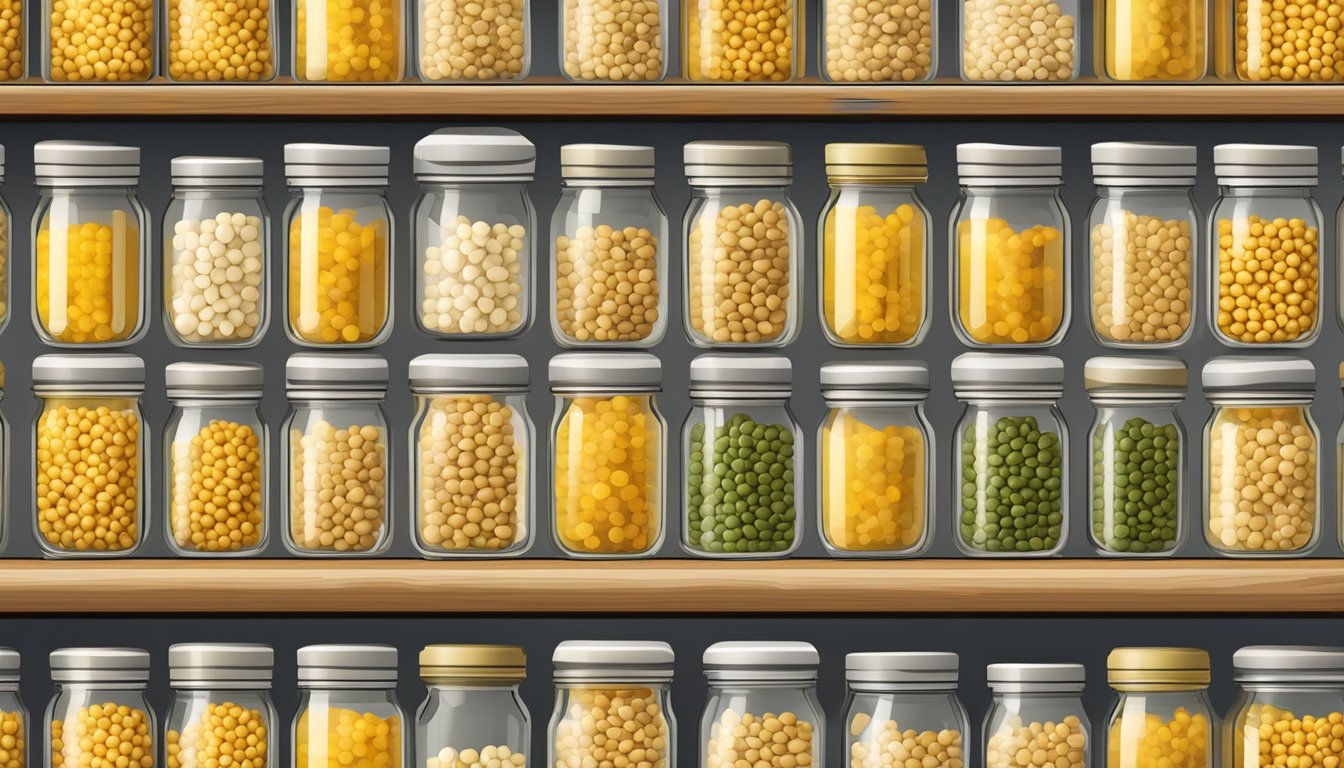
[296,0,401,80]
[288,206,389,345]
[821,416,925,552]
[823,203,924,344]
[36,219,141,345]
[956,218,1064,345]
[1108,708,1210,768]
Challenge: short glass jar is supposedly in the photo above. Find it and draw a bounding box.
[0,649,25,768]
[683,0,799,80]
[845,653,966,768]
[294,0,402,80]
[952,353,1068,557]
[702,642,824,768]
[166,0,274,80]
[1105,648,1214,768]
[283,354,391,557]
[950,144,1069,348]
[48,648,156,768]
[549,641,674,768]
[550,144,668,347]
[1217,0,1344,80]
[165,644,276,768]
[1226,645,1344,768]
[1202,356,1319,557]
[412,128,535,340]
[960,0,1077,80]
[0,148,11,334]
[983,664,1089,768]
[294,645,406,768]
[32,354,146,558]
[32,141,149,347]
[409,354,533,558]
[819,143,931,347]
[1084,357,1187,557]
[417,0,527,79]
[1098,0,1205,80]
[1210,144,1322,348]
[550,352,665,558]
[684,141,802,348]
[284,143,393,348]
[417,645,529,768]
[43,0,152,80]
[819,362,933,558]
[562,0,665,80]
[164,362,268,557]
[822,0,934,81]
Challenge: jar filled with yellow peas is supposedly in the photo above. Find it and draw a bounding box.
[960,0,1077,80]
[283,354,392,557]
[1105,648,1214,768]
[166,0,274,79]
[1216,0,1344,79]
[409,354,534,558]
[701,641,824,768]
[984,664,1090,768]
[951,144,1069,348]
[1201,356,1319,557]
[285,144,392,348]
[844,653,967,768]
[550,352,665,558]
[821,0,934,80]
[32,141,148,347]
[0,147,11,336]
[416,0,527,79]
[294,645,406,768]
[32,354,146,558]
[1097,0,1205,79]
[0,3,23,81]
[47,648,156,768]
[549,641,675,768]
[1227,645,1344,768]
[417,645,529,768]
[43,0,153,80]
[294,0,402,79]
[562,0,665,80]
[819,362,931,558]
[165,644,275,768]
[0,649,27,768]
[684,0,800,80]
[1210,145,1322,348]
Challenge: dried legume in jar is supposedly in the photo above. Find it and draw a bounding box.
[295,0,400,81]
[47,0,154,81]
[1091,417,1180,554]
[36,219,142,345]
[427,746,523,768]
[36,402,141,552]
[822,419,924,552]
[1103,0,1202,80]
[985,716,1085,768]
[290,421,388,552]
[825,0,933,81]
[295,709,399,768]
[555,225,660,343]
[1235,0,1344,81]
[823,203,924,344]
[51,704,153,768]
[421,217,525,336]
[554,689,668,768]
[961,0,1075,81]
[1215,216,1319,345]
[1235,704,1344,768]
[288,206,389,345]
[849,717,961,768]
[1107,708,1209,768]
[1207,407,1316,553]
[687,413,796,554]
[170,420,264,553]
[957,219,1064,345]
[686,0,795,80]
[419,0,526,80]
[707,710,814,768]
[0,711,21,768]
[1091,213,1193,344]
[959,416,1064,553]
[688,200,791,344]
[169,213,265,343]
[167,703,268,768]
[418,395,522,552]
[562,0,663,80]
[0,0,20,81]
[168,0,273,80]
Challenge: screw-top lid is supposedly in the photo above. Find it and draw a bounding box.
[286,353,388,397]
[957,143,1062,186]
[420,645,526,683]
[549,352,661,392]
[51,648,151,684]
[951,353,1064,398]
[552,641,674,683]
[165,362,264,399]
[684,141,792,185]
[298,644,398,687]
[846,652,957,689]
[986,663,1085,693]
[1091,142,1197,186]
[35,141,141,185]
[1084,357,1187,401]
[1202,356,1315,400]
[704,641,819,683]
[1107,648,1210,690]
[286,143,390,186]
[1233,646,1344,683]
[820,362,929,402]
[562,144,655,181]
[33,354,145,393]
[414,128,536,181]
[690,354,791,398]
[171,156,264,187]
[825,144,927,184]
[409,354,528,393]
[169,643,274,689]
[0,648,18,685]
[1215,144,1317,187]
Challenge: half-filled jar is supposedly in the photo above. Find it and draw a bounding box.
[562,0,664,80]
[47,648,155,768]
[549,641,674,768]
[983,664,1089,768]
[417,645,529,768]
[1226,645,1344,768]
[417,0,526,79]
[960,0,1077,80]
[294,646,405,768]
[683,0,798,80]
[1105,648,1213,768]
[845,652,966,768]
[294,0,402,79]
[0,649,25,768]
[701,642,823,768]
[166,0,274,79]
[1098,0,1205,79]
[44,0,152,79]
[165,644,275,768]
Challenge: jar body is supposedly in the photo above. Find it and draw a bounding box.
[166,0,275,80]
[417,685,528,768]
[683,0,799,80]
[984,692,1089,768]
[416,0,527,79]
[1226,685,1344,768]
[165,689,274,768]
[48,685,156,768]
[702,683,823,768]
[1089,402,1185,556]
[845,689,967,768]
[0,690,25,768]
[43,0,153,80]
[1218,0,1344,80]
[0,191,11,334]
[561,0,665,80]
[1098,0,1206,79]
[0,2,22,81]
[294,688,405,768]
[1106,690,1213,768]
[293,0,402,80]
[821,0,935,81]
[549,682,673,768]
[960,0,1078,80]
[164,400,268,557]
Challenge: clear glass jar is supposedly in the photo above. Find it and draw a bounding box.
[43,0,152,80]
[165,644,275,768]
[417,645,529,768]
[551,145,667,347]
[683,0,799,80]
[1098,0,1205,79]
[684,141,801,348]
[417,0,527,79]
[702,642,823,768]
[960,0,1077,80]
[32,142,149,347]
[845,652,967,768]
[294,0,402,80]
[562,0,665,80]
[294,646,406,768]
[0,150,10,334]
[0,7,22,81]
[819,362,932,558]
[283,354,391,557]
[0,649,25,768]
[413,129,534,340]
[1226,646,1344,768]
[550,353,665,558]
[984,664,1089,768]
[1202,356,1319,557]
[164,363,268,558]
[47,648,156,768]
[32,354,146,558]
[164,157,270,347]
[549,641,674,768]
[409,354,533,558]
[952,353,1068,557]
[1210,145,1322,347]
[1085,357,1187,557]
[1105,649,1213,768]
[822,0,934,81]
[1216,0,1344,80]
[284,144,393,348]
[951,145,1069,348]
[166,0,274,80]
[684,355,799,559]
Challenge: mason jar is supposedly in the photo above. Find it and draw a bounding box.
[983,664,1089,768]
[409,354,533,558]
[952,353,1068,557]
[294,0,402,80]
[822,0,934,81]
[417,645,529,768]
[166,0,274,80]
[283,353,391,557]
[550,144,668,347]
[683,0,799,80]
[32,141,149,347]
[0,147,10,334]
[701,642,823,768]
[284,143,393,348]
[164,362,268,557]
[549,641,674,768]
[1226,646,1344,768]
[417,0,527,79]
[1098,0,1205,79]
[845,652,967,768]
[47,649,156,768]
[294,646,406,768]
[0,649,25,768]
[819,143,931,347]
[951,144,1069,348]
[43,0,153,80]
[1202,356,1319,556]
[959,0,1077,80]
[32,354,146,558]
[165,644,276,768]
[1105,648,1214,768]
[412,128,534,340]
[684,141,802,348]
[561,0,665,80]
[1218,0,1344,80]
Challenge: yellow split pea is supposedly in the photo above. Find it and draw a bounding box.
[36,401,141,553]
[295,0,400,80]
[1103,0,1204,80]
[957,218,1064,345]
[825,0,933,81]
[290,421,388,552]
[706,710,814,768]
[288,206,389,345]
[554,689,668,768]
[167,703,268,768]
[1232,704,1344,768]
[823,203,925,344]
[822,416,925,553]
[418,395,523,552]
[685,0,796,80]
[295,709,400,768]
[36,219,142,345]
[47,0,154,81]
[848,715,961,768]
[555,224,661,343]
[170,419,264,553]
[1235,0,1344,80]
[1107,708,1209,768]
[0,710,23,768]
[51,704,153,768]
[688,199,792,344]
[1216,216,1318,345]
[0,0,20,80]
[1090,211,1193,344]
[168,0,274,80]
[1207,406,1316,553]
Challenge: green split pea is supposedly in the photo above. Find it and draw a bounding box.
[687,412,796,554]
[960,415,1064,553]
[1091,417,1180,554]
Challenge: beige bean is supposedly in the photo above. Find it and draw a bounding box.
[961,0,1075,81]
[422,216,526,336]
[707,710,815,768]
[289,421,387,552]
[825,0,933,81]
[555,224,660,343]
[1207,407,1317,553]
[554,689,668,768]
[418,395,523,552]
[563,0,662,80]
[687,199,791,344]
[1090,211,1193,343]
[419,0,526,80]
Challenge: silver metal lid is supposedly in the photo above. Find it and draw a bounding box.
[552,641,674,683]
[51,647,151,684]
[957,143,1062,186]
[298,644,398,687]
[35,141,140,185]
[1084,357,1187,400]
[820,362,929,401]
[409,353,529,392]
[1233,646,1344,683]
[690,354,791,398]
[1201,356,1315,396]
[286,353,388,396]
[951,353,1064,398]
[549,352,661,392]
[562,144,655,181]
[0,648,17,684]
[1091,142,1197,186]
[846,652,958,688]
[165,362,264,399]
[1215,144,1317,186]
[33,354,145,392]
[704,641,818,683]
[684,141,792,185]
[170,643,274,689]
[414,128,536,181]
[286,143,390,186]
[171,156,264,187]
[987,663,1085,692]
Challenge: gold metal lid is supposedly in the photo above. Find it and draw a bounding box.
[1107,647,1210,689]
[420,645,526,682]
[825,143,928,183]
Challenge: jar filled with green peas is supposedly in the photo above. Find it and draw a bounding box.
[683,354,801,558]
[1084,357,1187,557]
[952,353,1067,557]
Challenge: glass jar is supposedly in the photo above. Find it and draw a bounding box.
[683,0,799,80]
[549,352,665,558]
[166,0,274,79]
[960,0,1077,80]
[0,7,22,81]
[283,354,391,557]
[952,353,1068,557]
[164,157,270,347]
[1216,0,1344,80]
[1098,0,1205,79]
[284,144,393,348]
[294,0,402,80]
[164,362,268,557]
[845,652,967,768]
[32,141,149,347]
[294,646,406,768]
[417,0,527,79]
[684,355,800,558]
[412,128,534,340]
[822,0,934,81]
[951,144,1069,348]
[32,354,146,558]
[1210,145,1322,347]
[409,354,533,558]
[1226,646,1344,768]
[43,0,152,80]
[684,141,802,348]
[1084,357,1187,557]
[549,641,674,768]
[702,641,824,768]
[417,645,529,768]
[819,362,933,558]
[165,644,276,768]
[820,143,930,347]
[1105,648,1213,768]
[562,0,665,80]
[0,649,25,768]
[47,648,156,768]
[551,144,668,347]
[984,664,1089,768]
[0,147,10,334]
[1202,356,1319,556]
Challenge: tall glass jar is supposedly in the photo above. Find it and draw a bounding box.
[47,648,156,768]
[822,0,934,81]
[684,141,802,348]
[845,652,967,768]
[952,353,1068,557]
[166,0,274,80]
[32,141,149,347]
[1097,0,1205,79]
[409,354,533,558]
[562,0,665,80]
[1105,648,1213,768]
[550,352,665,558]
[284,144,393,348]
[1202,356,1319,557]
[417,0,527,79]
[550,144,668,347]
[701,642,823,768]
[549,641,674,768]
[1226,646,1344,768]
[684,355,799,558]
[165,644,275,768]
[951,144,1069,348]
[1216,0,1344,80]
[294,0,402,79]
[32,354,146,558]
[43,0,152,80]
[164,362,268,557]
[417,645,529,768]
[983,664,1089,768]
[412,128,534,340]
[283,354,391,557]
[820,143,930,347]
[684,0,799,80]
[960,0,1077,80]
[0,649,25,768]
[294,646,406,768]
[1085,357,1187,557]
[0,147,10,334]
[1210,145,1322,347]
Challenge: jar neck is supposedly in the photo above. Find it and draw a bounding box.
[959,395,1062,405]
[693,395,791,406]
[293,184,388,195]
[1218,185,1314,198]
[829,180,921,192]
[424,681,523,692]
[961,184,1061,196]
[1209,396,1312,407]
[419,180,529,192]
[289,394,387,405]
[562,179,656,190]
[693,182,791,195]
[173,185,264,197]
[1095,185,1194,200]
[171,397,263,407]
[709,679,816,690]
[1240,681,1344,692]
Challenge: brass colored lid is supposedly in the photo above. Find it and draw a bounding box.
[1107,647,1210,689]
[826,143,928,183]
[420,644,526,682]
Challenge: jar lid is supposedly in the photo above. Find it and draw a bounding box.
[825,143,927,183]
[420,644,526,682]
[951,353,1064,398]
[684,140,791,185]
[166,361,264,399]
[704,641,818,682]
[552,641,674,683]
[690,354,791,398]
[549,352,661,392]
[409,353,529,393]
[33,354,145,393]
[286,353,388,397]
[1107,648,1210,689]
[0,648,17,684]
[1233,646,1344,683]
[1201,356,1315,397]
[169,643,274,689]
[35,141,141,185]
[285,143,390,186]
[414,128,536,181]
[986,663,1085,692]
[298,644,397,687]
[845,652,957,688]
[1215,144,1317,187]
[1084,357,1187,400]
[51,647,151,684]
[172,156,264,187]
[1091,142,1197,186]
[820,362,929,401]
[562,144,654,181]
[957,143,1062,186]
